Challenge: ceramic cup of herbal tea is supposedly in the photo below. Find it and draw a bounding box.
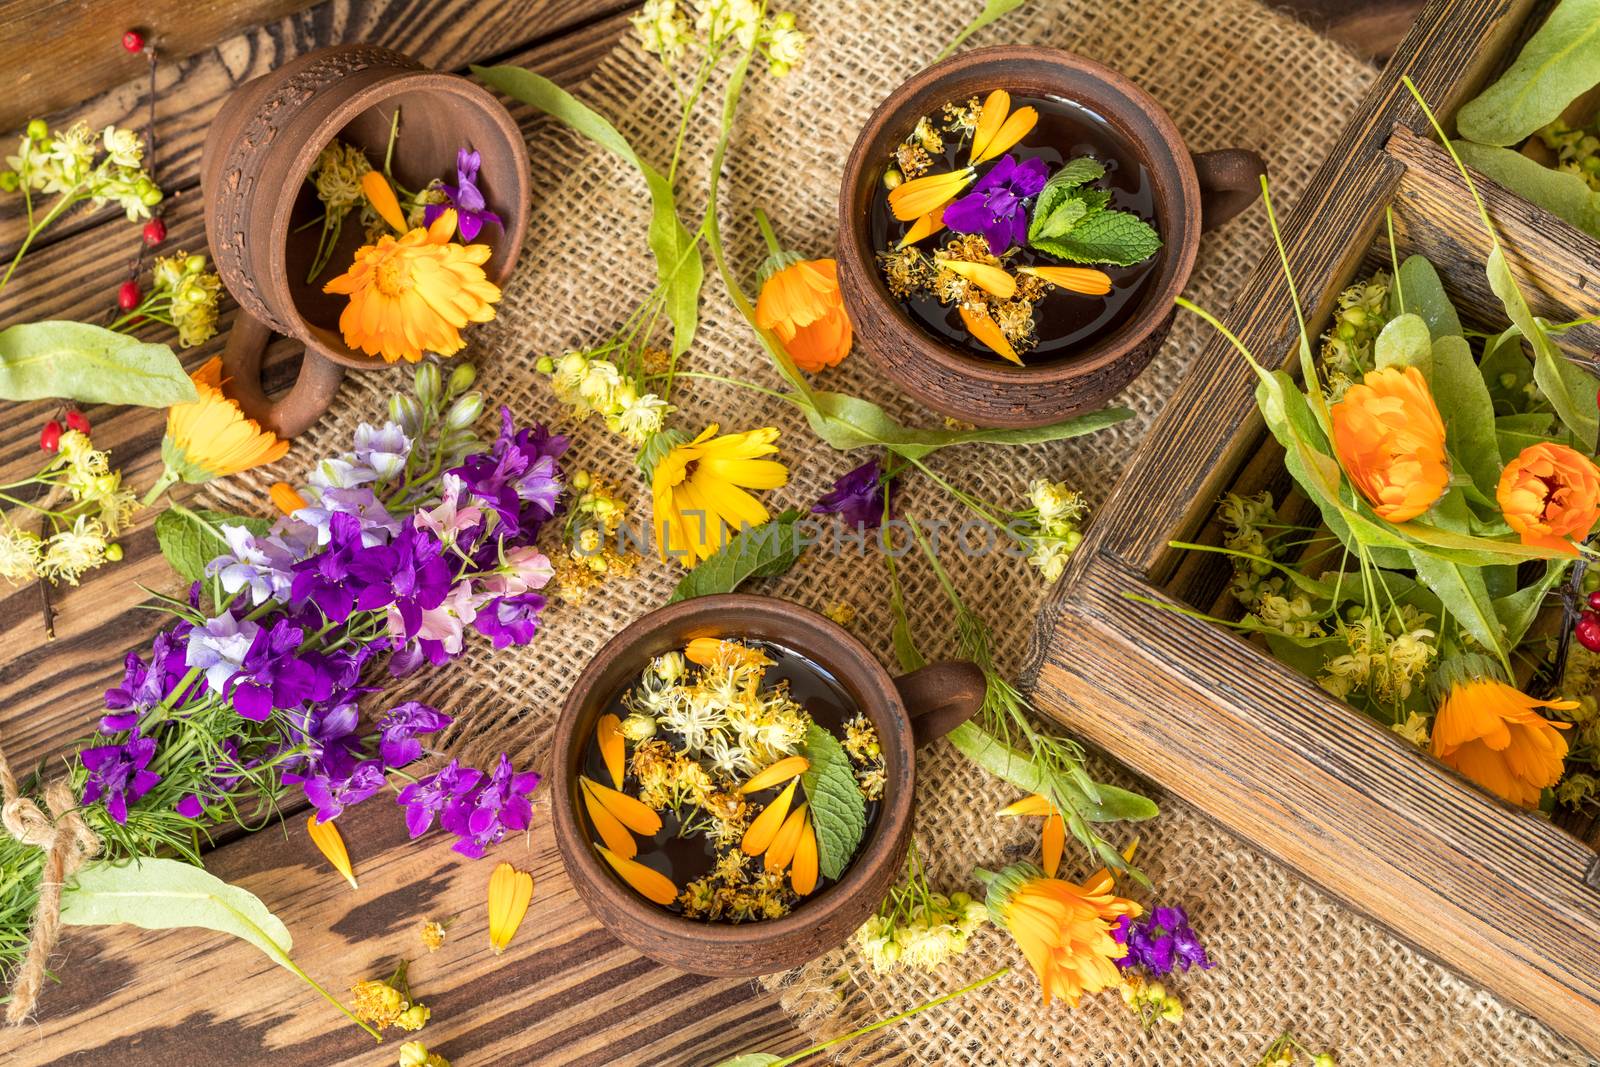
[550,593,986,975]
[200,44,530,436]
[838,45,1266,428]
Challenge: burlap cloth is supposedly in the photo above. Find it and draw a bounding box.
[204,1,1597,1063]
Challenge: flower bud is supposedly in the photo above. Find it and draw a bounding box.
[0,171,18,192]
[771,10,796,29]
[447,362,477,396]
[105,543,124,562]
[25,119,47,141]
[414,362,441,407]
[571,469,593,491]
[535,355,555,375]
[883,168,903,190]
[389,394,422,435]
[139,183,162,207]
[394,1003,431,1031]
[443,392,483,431]
[1312,1056,1336,1067]
[620,713,657,741]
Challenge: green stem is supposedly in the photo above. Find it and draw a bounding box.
[754,206,783,258]
[0,191,79,292]
[141,467,179,508]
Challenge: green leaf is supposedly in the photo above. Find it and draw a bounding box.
[1391,254,1463,338]
[1487,243,1599,450]
[801,389,1130,459]
[1373,313,1433,374]
[1480,328,1538,414]
[1028,161,1108,242]
[936,0,1032,60]
[800,723,867,880]
[1031,208,1161,266]
[946,722,1158,822]
[473,66,703,357]
[1496,411,1564,455]
[1408,549,1509,671]
[154,507,270,583]
[0,321,196,406]
[1430,334,1502,498]
[1454,141,1600,240]
[669,509,805,602]
[1494,559,1571,648]
[1456,0,1600,145]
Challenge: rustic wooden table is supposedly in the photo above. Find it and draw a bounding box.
[0,1,1416,1063]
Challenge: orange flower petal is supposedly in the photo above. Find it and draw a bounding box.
[596,845,678,906]
[306,814,357,890]
[581,779,638,859]
[958,304,1020,364]
[942,259,1017,299]
[1019,265,1113,296]
[741,779,797,855]
[791,816,819,895]
[887,168,974,221]
[596,713,626,789]
[487,861,534,953]
[361,170,407,233]
[998,793,1054,818]
[1042,814,1065,878]
[973,106,1039,165]
[270,481,308,516]
[898,206,947,248]
[765,803,809,872]
[969,89,1010,165]
[740,755,810,795]
[581,776,663,837]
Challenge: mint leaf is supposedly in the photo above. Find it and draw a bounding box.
[669,509,805,602]
[155,507,270,584]
[1050,157,1107,190]
[1028,158,1108,242]
[1033,209,1162,266]
[800,723,867,880]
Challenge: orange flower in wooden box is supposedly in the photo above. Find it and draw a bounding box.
[1496,441,1600,555]
[1329,365,1449,522]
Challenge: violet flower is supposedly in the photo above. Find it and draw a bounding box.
[351,421,412,481]
[349,521,454,638]
[450,409,566,536]
[227,618,336,722]
[424,148,502,243]
[944,154,1049,254]
[80,731,161,824]
[812,458,899,529]
[206,523,296,605]
[301,758,386,823]
[1113,906,1214,975]
[396,759,483,838]
[102,630,189,732]
[290,512,373,621]
[185,613,261,695]
[440,753,540,857]
[377,701,453,767]
[473,592,547,649]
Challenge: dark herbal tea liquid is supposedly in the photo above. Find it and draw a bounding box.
[577,640,881,919]
[868,93,1160,363]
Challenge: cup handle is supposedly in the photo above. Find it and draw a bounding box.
[220,311,346,438]
[893,660,987,748]
[1191,148,1267,231]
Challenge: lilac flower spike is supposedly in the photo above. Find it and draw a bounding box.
[424,148,502,242]
[943,154,1049,254]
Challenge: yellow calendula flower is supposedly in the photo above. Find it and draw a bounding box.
[651,425,788,563]
[980,861,1140,1007]
[487,861,534,954]
[323,182,501,363]
[306,814,358,889]
[148,357,289,499]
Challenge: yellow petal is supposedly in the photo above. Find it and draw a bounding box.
[959,304,1020,364]
[306,815,357,890]
[596,844,678,906]
[969,89,1010,165]
[1042,813,1065,878]
[685,637,732,666]
[998,793,1054,818]
[887,168,974,221]
[1019,265,1113,296]
[361,170,407,233]
[270,482,307,516]
[765,803,809,872]
[740,755,810,794]
[973,106,1038,164]
[581,779,638,859]
[898,206,947,248]
[582,776,663,837]
[941,259,1017,299]
[742,779,797,856]
[487,861,534,954]
[596,713,625,789]
[791,817,819,895]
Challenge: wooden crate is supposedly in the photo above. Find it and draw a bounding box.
[1029,0,1600,1055]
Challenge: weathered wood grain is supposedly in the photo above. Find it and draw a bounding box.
[1043,554,1600,1055]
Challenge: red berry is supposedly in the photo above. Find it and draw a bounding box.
[65,409,90,434]
[39,420,61,453]
[122,30,145,53]
[142,217,166,246]
[1588,590,1600,612]
[1575,613,1600,653]
[117,279,141,311]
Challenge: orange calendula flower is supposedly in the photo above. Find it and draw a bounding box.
[756,258,853,373]
[1329,365,1449,522]
[651,425,788,564]
[1496,441,1600,555]
[969,89,1039,166]
[323,206,501,364]
[1018,265,1113,296]
[790,813,819,895]
[487,861,534,954]
[958,304,1020,365]
[685,636,773,671]
[764,803,810,872]
[269,481,308,515]
[998,793,1066,878]
[149,356,289,499]
[596,844,678,906]
[980,861,1141,1007]
[1431,667,1573,808]
[888,167,975,221]
[306,814,357,889]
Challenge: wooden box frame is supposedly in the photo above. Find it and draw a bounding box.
[1029,0,1600,1055]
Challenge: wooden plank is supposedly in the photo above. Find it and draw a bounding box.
[0,12,632,773]
[0,0,320,132]
[0,0,636,257]
[0,792,834,1066]
[1038,553,1600,1056]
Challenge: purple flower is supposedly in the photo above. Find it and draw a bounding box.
[348,521,454,638]
[80,732,161,824]
[377,701,453,767]
[449,409,566,536]
[186,613,261,695]
[396,758,483,838]
[206,523,298,605]
[351,421,412,481]
[424,148,503,242]
[812,458,898,529]
[472,592,547,649]
[1113,905,1213,975]
[226,617,337,721]
[296,487,400,547]
[290,512,373,621]
[944,154,1049,254]
[302,759,386,823]
[440,753,540,857]
[102,629,190,732]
